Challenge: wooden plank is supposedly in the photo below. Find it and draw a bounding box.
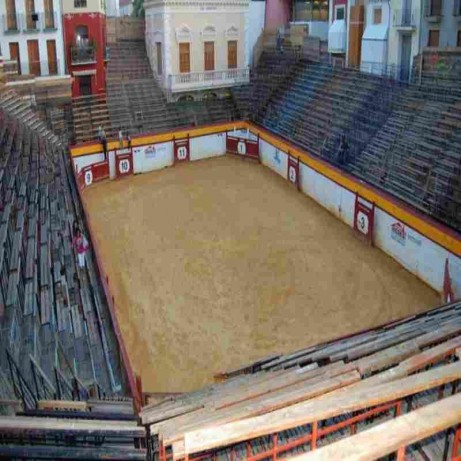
[160,370,361,444]
[37,400,87,411]
[288,393,461,461]
[182,361,461,456]
[0,445,146,460]
[0,416,143,436]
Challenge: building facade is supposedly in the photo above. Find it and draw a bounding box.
[145,0,251,100]
[0,0,65,77]
[62,0,107,97]
[327,0,461,81]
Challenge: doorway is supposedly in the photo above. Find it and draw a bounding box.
[9,42,20,75]
[400,34,412,82]
[78,75,92,96]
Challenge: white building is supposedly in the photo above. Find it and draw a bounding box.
[358,0,423,81]
[0,0,66,77]
[144,0,252,100]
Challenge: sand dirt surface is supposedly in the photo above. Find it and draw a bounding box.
[83,156,439,392]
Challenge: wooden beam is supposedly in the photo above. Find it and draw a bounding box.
[182,361,461,456]
[0,445,147,460]
[0,416,144,438]
[160,370,361,445]
[37,400,88,411]
[286,393,461,461]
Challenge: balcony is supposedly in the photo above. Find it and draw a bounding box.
[2,13,20,33]
[71,45,96,65]
[1,12,58,33]
[393,9,419,29]
[425,0,443,21]
[168,68,250,93]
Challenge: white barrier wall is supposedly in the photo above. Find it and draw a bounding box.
[73,127,461,298]
[257,133,460,298]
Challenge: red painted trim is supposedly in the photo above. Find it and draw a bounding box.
[72,165,142,412]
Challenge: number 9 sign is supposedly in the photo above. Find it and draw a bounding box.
[84,169,93,186]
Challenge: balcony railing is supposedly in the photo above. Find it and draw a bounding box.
[71,45,96,64]
[1,12,58,32]
[168,68,250,92]
[7,60,61,77]
[2,13,20,32]
[393,9,419,27]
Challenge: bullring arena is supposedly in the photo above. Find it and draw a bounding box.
[83,153,437,392]
[1,20,461,458]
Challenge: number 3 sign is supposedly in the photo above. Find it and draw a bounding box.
[354,195,375,244]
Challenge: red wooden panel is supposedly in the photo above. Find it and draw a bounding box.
[91,160,109,182]
[354,194,375,244]
[246,138,259,160]
[174,137,190,163]
[227,135,259,160]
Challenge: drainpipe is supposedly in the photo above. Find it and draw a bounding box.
[417,0,423,85]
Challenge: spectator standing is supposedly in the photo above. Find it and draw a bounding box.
[73,227,89,269]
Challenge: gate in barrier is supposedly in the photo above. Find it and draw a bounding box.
[287,154,300,189]
[226,134,259,160]
[116,148,133,179]
[174,136,190,163]
[354,194,375,244]
[77,160,110,190]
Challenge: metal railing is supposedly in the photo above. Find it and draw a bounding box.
[11,60,61,77]
[71,45,96,64]
[6,349,37,410]
[393,8,419,26]
[1,12,58,32]
[360,61,411,82]
[30,355,57,401]
[169,68,250,92]
[292,3,329,22]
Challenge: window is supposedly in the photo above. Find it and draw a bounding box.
[428,0,442,16]
[335,5,345,20]
[373,7,382,24]
[179,43,190,73]
[74,0,87,7]
[6,0,18,31]
[47,39,57,75]
[457,30,461,47]
[156,42,162,75]
[428,29,440,47]
[228,40,237,69]
[204,41,214,71]
[75,25,89,45]
[26,0,37,30]
[44,0,55,28]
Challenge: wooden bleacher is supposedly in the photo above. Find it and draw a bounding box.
[139,300,461,461]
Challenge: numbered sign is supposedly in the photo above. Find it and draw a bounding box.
[84,168,93,187]
[174,137,190,163]
[116,149,133,179]
[226,134,260,161]
[287,155,300,189]
[354,195,375,244]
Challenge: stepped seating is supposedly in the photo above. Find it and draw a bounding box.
[0,88,128,412]
[140,301,461,461]
[0,400,145,460]
[72,94,113,143]
[250,54,461,230]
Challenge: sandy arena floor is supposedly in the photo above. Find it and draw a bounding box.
[83,156,439,392]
